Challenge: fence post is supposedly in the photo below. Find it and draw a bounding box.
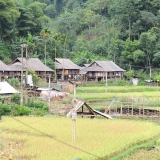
[120,103,122,115]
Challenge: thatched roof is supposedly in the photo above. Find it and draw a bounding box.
[84,64,90,67]
[80,61,125,73]
[55,58,81,70]
[0,60,11,71]
[10,58,53,72]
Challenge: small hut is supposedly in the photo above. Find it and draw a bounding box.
[67,100,112,119]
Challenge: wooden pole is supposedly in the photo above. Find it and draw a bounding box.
[139,105,141,116]
[48,75,51,112]
[72,110,77,142]
[25,47,28,104]
[106,72,108,96]
[120,103,122,115]
[132,103,133,116]
[73,82,76,100]
[44,39,46,82]
[20,46,24,105]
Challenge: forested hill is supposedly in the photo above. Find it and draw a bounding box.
[1,0,160,73]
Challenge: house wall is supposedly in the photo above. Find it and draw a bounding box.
[85,71,124,81]
[56,69,80,80]
[0,71,53,82]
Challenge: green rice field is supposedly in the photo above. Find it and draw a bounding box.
[75,85,160,102]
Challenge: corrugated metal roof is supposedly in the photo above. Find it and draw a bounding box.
[10,58,54,72]
[67,100,112,119]
[55,58,81,70]
[0,82,19,94]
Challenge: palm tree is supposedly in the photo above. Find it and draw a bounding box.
[40,26,51,82]
[53,32,61,80]
[60,34,67,80]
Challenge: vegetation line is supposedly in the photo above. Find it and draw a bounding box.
[98,133,160,160]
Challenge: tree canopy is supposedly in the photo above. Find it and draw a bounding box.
[1,0,160,77]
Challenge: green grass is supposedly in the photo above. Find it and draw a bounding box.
[122,136,160,160]
[73,85,160,102]
[77,86,158,93]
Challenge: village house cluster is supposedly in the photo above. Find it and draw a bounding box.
[0,57,125,82]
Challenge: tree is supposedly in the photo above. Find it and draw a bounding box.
[139,30,157,68]
[56,0,63,14]
[0,0,20,39]
[16,5,37,36]
[40,26,51,81]
[121,39,140,66]
[124,70,135,81]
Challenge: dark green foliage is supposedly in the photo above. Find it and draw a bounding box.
[28,100,48,110]
[8,78,20,87]
[1,0,160,81]
[11,93,20,104]
[0,104,11,116]
[11,104,31,116]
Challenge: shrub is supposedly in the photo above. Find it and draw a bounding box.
[28,100,48,110]
[8,78,20,87]
[11,93,20,104]
[11,104,31,116]
[0,104,11,116]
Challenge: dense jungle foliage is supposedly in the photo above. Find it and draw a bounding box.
[1,0,160,79]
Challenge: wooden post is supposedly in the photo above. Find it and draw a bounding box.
[25,47,28,104]
[20,46,24,105]
[139,106,141,116]
[73,82,76,100]
[142,104,144,116]
[48,75,51,112]
[120,103,122,115]
[72,110,77,142]
[132,103,133,116]
[106,72,108,96]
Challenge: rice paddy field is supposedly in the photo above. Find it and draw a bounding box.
[123,137,160,160]
[0,116,160,160]
[1,85,160,159]
[76,86,160,102]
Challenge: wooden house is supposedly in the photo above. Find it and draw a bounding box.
[0,60,14,81]
[54,58,81,80]
[10,58,54,80]
[0,58,53,81]
[80,61,125,81]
